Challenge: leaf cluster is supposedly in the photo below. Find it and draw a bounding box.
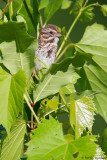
[0,0,107,159]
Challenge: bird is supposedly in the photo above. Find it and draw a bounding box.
[34,24,62,73]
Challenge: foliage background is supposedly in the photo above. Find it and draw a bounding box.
[0,0,107,159]
[48,0,107,143]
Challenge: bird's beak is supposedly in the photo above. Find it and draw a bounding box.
[56,32,63,37]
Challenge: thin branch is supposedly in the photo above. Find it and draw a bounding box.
[55,43,75,63]
[24,94,40,123]
[56,11,82,57]
[83,0,88,8]
[59,91,70,111]
[26,121,38,126]
[0,0,13,19]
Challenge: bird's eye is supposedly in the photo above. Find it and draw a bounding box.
[50,31,53,34]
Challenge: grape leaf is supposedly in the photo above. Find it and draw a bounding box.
[0,67,26,134]
[70,0,84,15]
[33,58,80,103]
[61,83,76,94]
[44,0,63,23]
[1,116,26,160]
[75,23,107,122]
[80,7,94,22]
[0,22,37,81]
[93,145,106,160]
[24,117,97,160]
[70,95,95,139]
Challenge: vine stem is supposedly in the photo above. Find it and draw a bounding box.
[24,94,40,123]
[56,0,98,58]
[56,11,82,57]
[59,91,70,111]
[0,0,13,19]
[26,91,34,128]
[55,43,75,63]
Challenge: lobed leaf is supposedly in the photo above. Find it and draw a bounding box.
[0,22,37,81]
[75,23,107,122]
[70,0,84,15]
[70,95,95,139]
[1,116,26,160]
[0,67,26,134]
[24,117,97,160]
[33,58,80,103]
[80,7,94,22]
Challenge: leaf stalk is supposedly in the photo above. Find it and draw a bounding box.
[24,94,40,123]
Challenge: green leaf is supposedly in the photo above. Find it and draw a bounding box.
[0,67,26,134]
[94,145,106,160]
[44,99,59,111]
[24,117,97,160]
[1,116,26,160]
[61,83,76,94]
[75,23,107,122]
[61,0,72,10]
[12,0,23,15]
[80,7,94,22]
[39,0,49,10]
[33,0,40,35]
[44,0,63,23]
[33,58,80,103]
[70,95,95,139]
[70,0,84,15]
[101,128,107,155]
[100,5,107,17]
[0,22,37,81]
[18,0,34,34]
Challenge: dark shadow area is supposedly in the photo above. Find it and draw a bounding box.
[92,114,107,145]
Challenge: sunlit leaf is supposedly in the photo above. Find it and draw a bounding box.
[61,83,76,94]
[61,0,72,10]
[33,58,80,103]
[0,22,37,81]
[70,95,95,139]
[24,117,97,160]
[100,5,107,17]
[93,145,106,160]
[44,0,63,23]
[75,23,107,122]
[1,116,26,160]
[0,67,26,134]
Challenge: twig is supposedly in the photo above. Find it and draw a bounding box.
[0,0,13,19]
[56,11,82,57]
[55,43,75,63]
[24,94,40,123]
[59,91,70,111]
